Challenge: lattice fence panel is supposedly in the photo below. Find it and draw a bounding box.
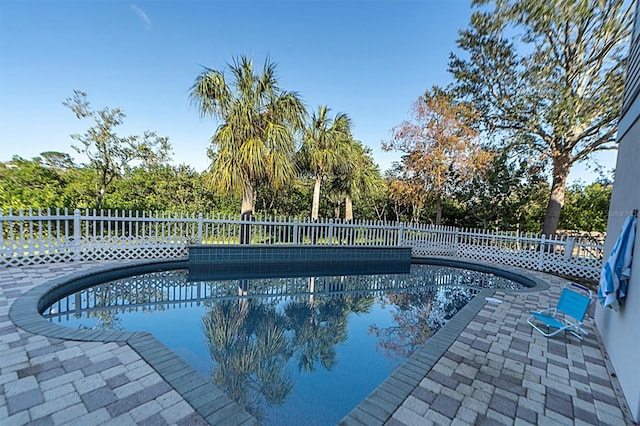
[541,256,602,282]
[0,238,76,267]
[412,242,458,257]
[458,244,542,270]
[78,236,188,262]
[416,242,602,282]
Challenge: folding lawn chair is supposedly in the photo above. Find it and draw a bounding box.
[527,282,593,340]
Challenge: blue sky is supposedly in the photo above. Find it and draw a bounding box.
[0,0,616,182]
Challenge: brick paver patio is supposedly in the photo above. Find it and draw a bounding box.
[1,261,636,425]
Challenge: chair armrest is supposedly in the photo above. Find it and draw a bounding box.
[530,308,557,316]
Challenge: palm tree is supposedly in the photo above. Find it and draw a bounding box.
[299,106,352,221]
[190,56,306,221]
[331,140,383,221]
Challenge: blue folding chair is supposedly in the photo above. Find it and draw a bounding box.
[527,283,593,340]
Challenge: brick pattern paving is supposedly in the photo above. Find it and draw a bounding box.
[385,272,636,426]
[0,263,208,425]
[1,262,637,425]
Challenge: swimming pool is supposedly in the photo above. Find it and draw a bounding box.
[40,261,529,425]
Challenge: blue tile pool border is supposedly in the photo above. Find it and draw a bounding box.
[188,244,413,265]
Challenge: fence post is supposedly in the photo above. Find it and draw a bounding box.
[397,223,404,246]
[197,213,203,244]
[293,219,299,245]
[73,209,82,262]
[537,234,546,271]
[564,237,575,260]
[327,219,334,246]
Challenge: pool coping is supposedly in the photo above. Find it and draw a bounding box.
[9,256,549,426]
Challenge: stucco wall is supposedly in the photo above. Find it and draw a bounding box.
[595,118,640,422]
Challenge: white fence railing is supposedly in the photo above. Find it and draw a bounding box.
[1,208,604,281]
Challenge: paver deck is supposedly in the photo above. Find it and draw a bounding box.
[0,260,637,425]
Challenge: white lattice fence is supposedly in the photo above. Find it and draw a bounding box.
[540,254,602,282]
[407,226,603,281]
[1,209,193,267]
[1,208,604,281]
[458,244,543,270]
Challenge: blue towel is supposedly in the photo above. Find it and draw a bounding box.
[598,215,637,310]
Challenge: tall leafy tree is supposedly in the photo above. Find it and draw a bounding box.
[298,106,352,220]
[254,180,311,218]
[370,178,395,222]
[63,167,100,209]
[386,163,425,223]
[458,149,549,231]
[383,88,492,225]
[63,90,172,208]
[109,164,214,212]
[560,180,612,232]
[449,0,633,236]
[190,56,306,220]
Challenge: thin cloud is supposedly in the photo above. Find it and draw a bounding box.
[131,4,152,30]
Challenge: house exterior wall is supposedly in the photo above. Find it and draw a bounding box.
[595,4,640,421]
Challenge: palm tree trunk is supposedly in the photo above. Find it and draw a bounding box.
[311,175,322,221]
[345,194,353,222]
[241,186,254,218]
[542,154,571,237]
[435,194,442,226]
[345,194,355,244]
[240,186,254,244]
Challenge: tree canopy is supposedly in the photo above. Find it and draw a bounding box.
[383,88,492,225]
[63,90,172,208]
[190,56,307,219]
[2,46,620,235]
[449,0,633,235]
[330,139,383,221]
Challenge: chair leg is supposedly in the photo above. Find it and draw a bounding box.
[568,330,584,340]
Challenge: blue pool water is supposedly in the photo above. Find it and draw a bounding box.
[43,263,524,425]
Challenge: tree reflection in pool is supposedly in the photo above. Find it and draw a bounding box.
[44,263,524,425]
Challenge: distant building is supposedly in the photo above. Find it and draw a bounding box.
[595,3,640,422]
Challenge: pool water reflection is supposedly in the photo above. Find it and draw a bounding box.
[44,264,523,425]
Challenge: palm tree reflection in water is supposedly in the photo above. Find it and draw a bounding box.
[203,298,291,420]
[201,277,374,421]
